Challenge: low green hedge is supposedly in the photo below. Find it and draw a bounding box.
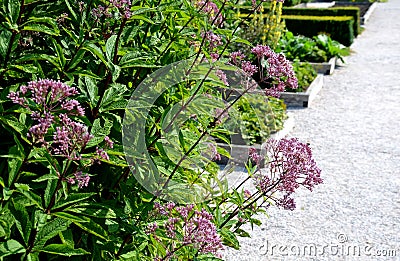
[282,15,354,46]
[282,7,360,36]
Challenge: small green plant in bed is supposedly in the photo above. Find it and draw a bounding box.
[232,96,288,145]
[276,31,350,63]
[288,61,318,92]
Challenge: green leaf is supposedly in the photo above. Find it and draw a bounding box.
[11,202,32,244]
[44,179,57,207]
[220,228,240,250]
[52,192,96,210]
[99,83,127,109]
[105,35,117,63]
[41,244,90,256]
[23,23,60,36]
[14,184,43,208]
[51,38,66,68]
[67,48,86,70]
[0,239,25,258]
[33,218,71,249]
[0,30,12,59]
[32,173,58,182]
[53,211,90,223]
[4,0,20,25]
[83,42,108,67]
[72,218,108,240]
[86,117,113,148]
[34,218,71,249]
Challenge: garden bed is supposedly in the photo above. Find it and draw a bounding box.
[280,73,324,107]
[216,113,295,166]
[308,57,337,75]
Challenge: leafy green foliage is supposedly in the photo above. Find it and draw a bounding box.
[289,61,317,92]
[233,95,288,145]
[276,31,350,62]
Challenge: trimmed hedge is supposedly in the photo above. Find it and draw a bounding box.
[282,7,361,36]
[282,15,354,46]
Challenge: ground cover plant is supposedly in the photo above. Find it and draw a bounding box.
[276,31,350,63]
[288,61,317,92]
[0,0,323,260]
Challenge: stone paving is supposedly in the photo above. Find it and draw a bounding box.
[223,1,400,260]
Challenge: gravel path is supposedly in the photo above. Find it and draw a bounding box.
[223,1,400,260]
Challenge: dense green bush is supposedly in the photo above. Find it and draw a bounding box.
[282,15,355,46]
[282,7,361,36]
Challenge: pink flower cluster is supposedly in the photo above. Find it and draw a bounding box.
[7,79,113,189]
[251,45,298,97]
[91,0,132,19]
[153,202,223,257]
[201,31,223,62]
[67,171,90,188]
[251,138,323,210]
[194,0,223,26]
[229,51,258,77]
[8,79,86,145]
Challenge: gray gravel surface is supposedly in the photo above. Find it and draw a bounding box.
[223,1,400,260]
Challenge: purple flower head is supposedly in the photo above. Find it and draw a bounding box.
[195,1,223,26]
[215,69,229,86]
[183,209,223,254]
[208,143,221,161]
[241,61,258,76]
[251,45,273,59]
[69,171,90,188]
[253,138,322,209]
[229,51,246,66]
[146,222,158,235]
[277,194,296,211]
[96,147,110,161]
[248,147,262,164]
[104,136,114,148]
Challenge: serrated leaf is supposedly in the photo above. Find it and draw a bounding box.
[100,99,128,112]
[0,30,12,59]
[105,35,117,63]
[51,38,66,67]
[220,228,240,250]
[41,244,90,256]
[32,173,58,182]
[0,239,25,258]
[86,117,113,148]
[23,23,60,36]
[52,193,96,210]
[53,211,90,223]
[99,83,127,109]
[11,202,32,244]
[33,218,71,249]
[5,0,20,25]
[67,48,86,70]
[72,218,108,240]
[83,42,108,67]
[44,179,57,207]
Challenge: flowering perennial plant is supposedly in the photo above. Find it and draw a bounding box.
[0,0,323,260]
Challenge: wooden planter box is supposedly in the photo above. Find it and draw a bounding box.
[280,74,324,108]
[308,57,337,75]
